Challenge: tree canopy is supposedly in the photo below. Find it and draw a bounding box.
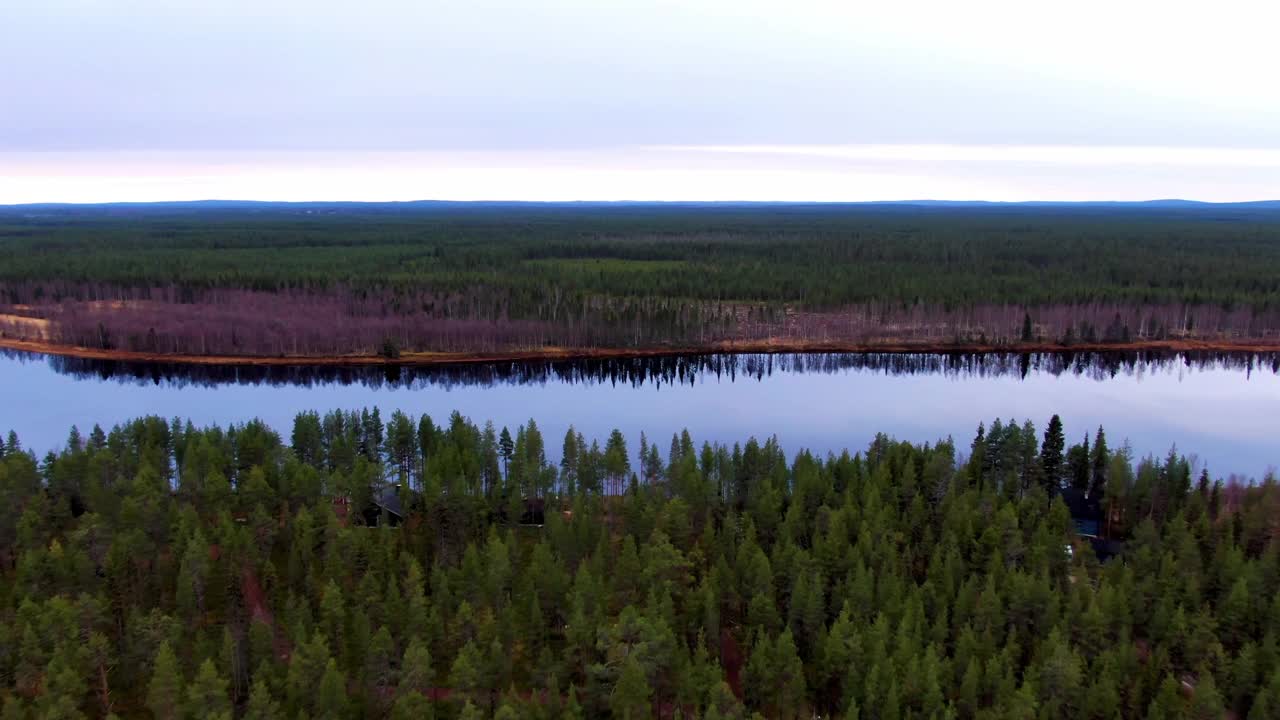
[0,406,1276,718]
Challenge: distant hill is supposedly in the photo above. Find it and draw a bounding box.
[4,198,1280,219]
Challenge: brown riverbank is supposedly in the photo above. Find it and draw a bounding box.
[3,335,1277,367]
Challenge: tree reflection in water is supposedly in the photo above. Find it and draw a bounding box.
[4,348,1276,390]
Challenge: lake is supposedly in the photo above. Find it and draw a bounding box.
[2,349,1278,480]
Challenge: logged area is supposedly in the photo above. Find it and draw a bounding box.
[2,202,1280,360]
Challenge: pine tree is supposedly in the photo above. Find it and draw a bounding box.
[449,641,486,702]
[186,659,232,719]
[605,429,631,496]
[399,638,434,697]
[560,427,580,495]
[176,530,209,620]
[1249,669,1280,720]
[148,642,184,720]
[320,580,346,659]
[1067,434,1091,492]
[38,651,87,720]
[1189,673,1224,720]
[611,656,652,720]
[744,631,776,713]
[494,695,521,720]
[1090,426,1110,497]
[244,679,281,720]
[1146,676,1185,720]
[1041,415,1066,490]
[390,693,434,720]
[563,684,585,720]
[958,658,982,716]
[499,427,514,479]
[706,680,745,720]
[365,626,395,699]
[87,630,116,716]
[1034,629,1082,717]
[773,628,806,717]
[285,633,330,717]
[315,659,347,720]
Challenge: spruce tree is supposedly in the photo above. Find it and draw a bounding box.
[186,659,232,719]
[774,628,807,718]
[390,693,434,720]
[1146,676,1185,720]
[611,656,652,720]
[1041,414,1066,490]
[399,638,433,697]
[147,642,184,720]
[38,651,87,720]
[1090,426,1110,497]
[244,679,281,720]
[315,659,347,720]
[498,427,514,479]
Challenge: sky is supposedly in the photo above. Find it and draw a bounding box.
[3,0,1279,203]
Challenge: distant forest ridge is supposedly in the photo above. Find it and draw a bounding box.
[2,204,1279,358]
[5,199,1280,212]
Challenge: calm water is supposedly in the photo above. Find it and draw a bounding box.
[2,349,1278,479]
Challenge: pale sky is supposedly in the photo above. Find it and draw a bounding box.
[3,0,1279,203]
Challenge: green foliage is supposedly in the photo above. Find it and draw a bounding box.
[611,657,652,720]
[5,205,1280,356]
[315,659,347,720]
[4,205,1280,310]
[147,642,184,720]
[0,407,1277,718]
[186,659,231,719]
[245,678,282,720]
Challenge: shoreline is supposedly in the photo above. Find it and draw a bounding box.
[3,336,1279,367]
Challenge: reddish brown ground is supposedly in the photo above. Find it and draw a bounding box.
[1,335,1277,367]
[0,313,50,340]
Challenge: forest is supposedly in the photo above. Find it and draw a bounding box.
[1,408,1277,719]
[2,203,1280,357]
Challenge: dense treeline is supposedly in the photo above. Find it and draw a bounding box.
[1,408,1278,719]
[4,205,1280,308]
[2,204,1280,356]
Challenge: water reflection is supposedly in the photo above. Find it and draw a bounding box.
[5,348,1277,389]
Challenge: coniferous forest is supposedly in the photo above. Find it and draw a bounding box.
[1,409,1277,719]
[3,203,1280,358]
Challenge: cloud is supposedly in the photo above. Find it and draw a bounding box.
[667,145,1280,169]
[2,145,1278,204]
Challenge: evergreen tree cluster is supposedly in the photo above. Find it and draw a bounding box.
[4,205,1280,311]
[0,409,1277,719]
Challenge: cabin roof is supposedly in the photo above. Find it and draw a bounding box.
[372,487,404,518]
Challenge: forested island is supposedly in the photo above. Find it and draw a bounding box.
[3,203,1280,363]
[1,409,1276,719]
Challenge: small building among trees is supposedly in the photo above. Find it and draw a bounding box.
[360,487,405,527]
[1057,487,1101,538]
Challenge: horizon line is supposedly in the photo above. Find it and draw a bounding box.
[6,197,1280,209]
